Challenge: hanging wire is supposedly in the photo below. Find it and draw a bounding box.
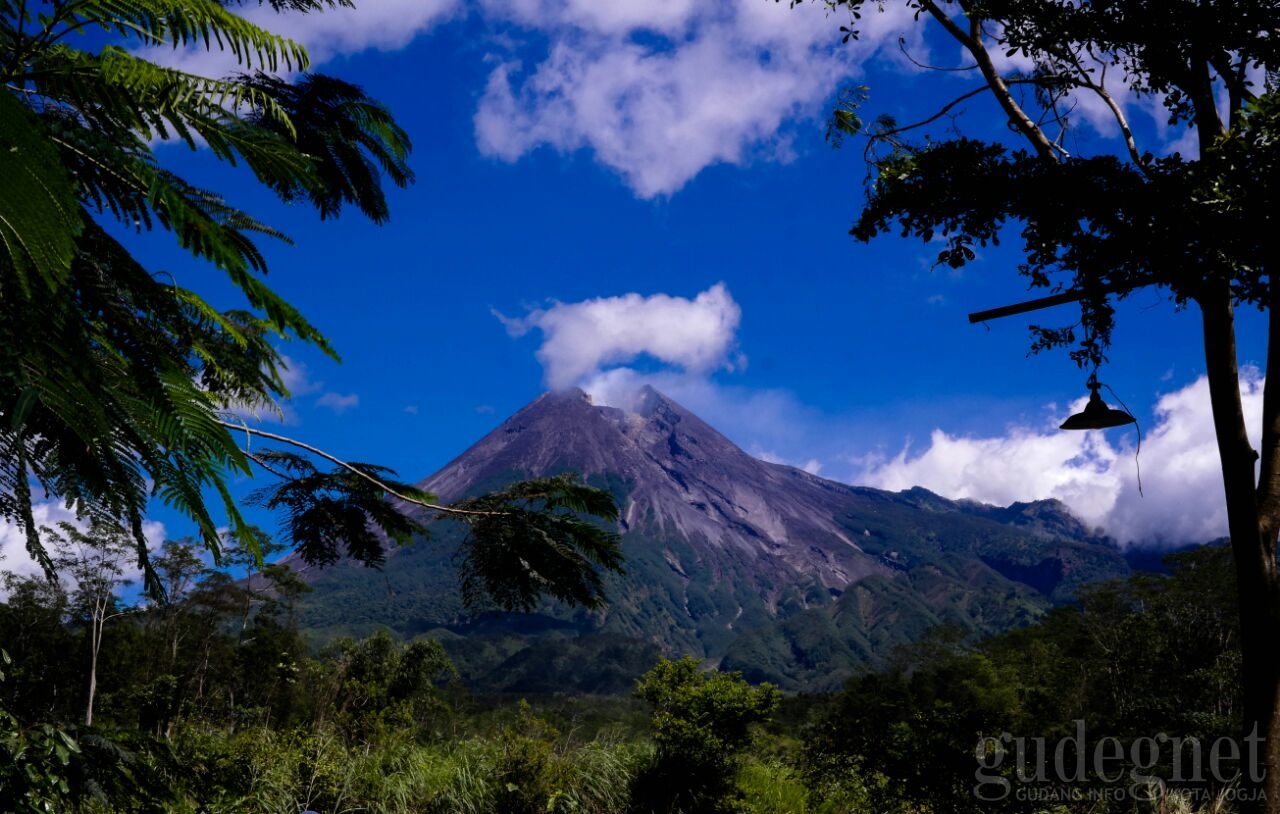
[1101,381,1144,498]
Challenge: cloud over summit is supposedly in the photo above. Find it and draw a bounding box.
[499,283,743,390]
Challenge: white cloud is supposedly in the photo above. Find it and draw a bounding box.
[131,0,923,200]
[281,356,361,416]
[0,501,81,581]
[0,503,166,588]
[133,0,1216,202]
[857,372,1263,546]
[503,285,857,468]
[756,449,823,475]
[280,355,324,397]
[856,421,1125,531]
[316,392,360,414]
[480,0,699,38]
[1103,372,1262,544]
[230,355,360,421]
[475,0,919,197]
[138,0,459,76]
[500,283,743,389]
[255,0,461,64]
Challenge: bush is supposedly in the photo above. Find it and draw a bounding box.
[632,656,781,813]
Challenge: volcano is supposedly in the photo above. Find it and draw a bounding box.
[295,387,1128,691]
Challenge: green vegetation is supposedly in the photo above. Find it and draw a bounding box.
[4,2,1271,811]
[632,656,781,813]
[0,537,786,812]
[284,488,1132,694]
[0,0,414,576]
[803,544,1242,813]
[0,0,621,613]
[809,0,1280,808]
[0,533,1249,813]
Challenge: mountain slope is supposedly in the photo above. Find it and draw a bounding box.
[295,387,1128,691]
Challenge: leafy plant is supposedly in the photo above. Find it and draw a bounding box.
[633,656,781,813]
[0,0,623,613]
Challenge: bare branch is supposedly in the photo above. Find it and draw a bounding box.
[896,35,978,73]
[867,78,1046,143]
[1071,48,1150,173]
[216,418,507,518]
[918,0,1058,160]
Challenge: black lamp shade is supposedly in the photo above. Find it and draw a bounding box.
[1060,388,1137,431]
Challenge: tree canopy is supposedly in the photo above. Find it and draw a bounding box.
[0,0,621,606]
[802,0,1280,809]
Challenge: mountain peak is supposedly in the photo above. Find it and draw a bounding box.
[418,386,867,558]
[303,385,1130,692]
[575,382,682,419]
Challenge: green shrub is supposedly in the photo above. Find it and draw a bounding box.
[632,656,781,813]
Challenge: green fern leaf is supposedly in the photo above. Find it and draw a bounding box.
[0,92,82,295]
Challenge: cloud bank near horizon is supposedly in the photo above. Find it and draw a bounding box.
[857,371,1263,546]
[0,503,167,589]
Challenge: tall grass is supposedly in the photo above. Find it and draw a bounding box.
[159,721,648,814]
[737,759,815,813]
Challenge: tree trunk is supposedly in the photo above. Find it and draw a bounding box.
[1199,281,1280,813]
[86,610,102,727]
[85,662,96,727]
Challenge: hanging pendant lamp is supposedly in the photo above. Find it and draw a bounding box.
[1060,375,1137,431]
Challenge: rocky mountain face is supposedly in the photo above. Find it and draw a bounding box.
[295,387,1129,692]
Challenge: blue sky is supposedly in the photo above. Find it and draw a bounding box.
[1,0,1269,577]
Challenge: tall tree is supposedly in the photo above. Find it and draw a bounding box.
[45,520,136,727]
[0,2,621,606]
[804,0,1280,807]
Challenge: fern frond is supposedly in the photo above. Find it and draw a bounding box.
[0,0,419,591]
[448,475,623,611]
[70,0,310,72]
[0,91,82,295]
[239,72,414,222]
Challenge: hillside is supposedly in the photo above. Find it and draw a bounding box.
[294,387,1129,691]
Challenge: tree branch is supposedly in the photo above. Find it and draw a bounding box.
[919,0,1058,160]
[866,78,1043,144]
[1072,50,1150,174]
[1189,50,1229,145]
[896,35,978,73]
[242,449,294,482]
[1212,52,1256,131]
[215,418,507,519]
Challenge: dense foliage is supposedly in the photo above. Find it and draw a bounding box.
[0,0,622,608]
[0,535,1246,813]
[0,539,789,812]
[632,656,782,813]
[0,0,408,579]
[805,544,1241,812]
[803,1,1280,808]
